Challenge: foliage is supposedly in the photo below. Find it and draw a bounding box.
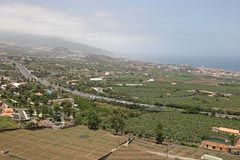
[110,112,126,135]
[87,110,101,130]
[180,142,198,148]
[62,101,73,117]
[125,111,240,143]
[74,110,89,125]
[0,117,18,131]
[9,154,27,160]
[154,123,164,144]
[25,121,38,129]
[228,134,238,145]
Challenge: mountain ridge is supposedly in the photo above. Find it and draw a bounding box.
[0,31,112,55]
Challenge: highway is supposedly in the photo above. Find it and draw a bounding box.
[13,61,240,119]
[14,61,151,107]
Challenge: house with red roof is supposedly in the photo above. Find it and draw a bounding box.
[1,107,14,117]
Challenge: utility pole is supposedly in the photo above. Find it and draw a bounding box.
[165,136,169,159]
[167,143,169,159]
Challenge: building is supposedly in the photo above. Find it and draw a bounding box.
[91,87,103,93]
[231,139,240,154]
[38,120,54,128]
[144,79,154,83]
[199,90,216,96]
[10,82,27,88]
[49,98,74,106]
[14,109,30,121]
[232,145,240,154]
[66,80,78,85]
[0,101,3,107]
[201,137,230,153]
[213,127,240,136]
[0,107,14,117]
[34,92,43,96]
[90,78,103,81]
[201,127,240,154]
[1,84,7,90]
[105,72,110,76]
[125,84,144,86]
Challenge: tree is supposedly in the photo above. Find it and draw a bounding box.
[211,109,217,117]
[30,102,40,118]
[62,101,73,117]
[155,123,164,144]
[87,111,101,130]
[229,134,238,145]
[110,114,125,135]
[74,110,89,125]
[74,111,82,125]
[25,121,38,129]
[42,96,49,104]
[53,104,61,113]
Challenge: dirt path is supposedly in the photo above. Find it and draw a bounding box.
[146,151,199,160]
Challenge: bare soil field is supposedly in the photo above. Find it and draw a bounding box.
[1,127,238,160]
[108,139,239,160]
[0,126,125,160]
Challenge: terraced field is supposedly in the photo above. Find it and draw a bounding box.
[0,126,238,160]
[108,145,167,160]
[108,139,239,160]
[0,126,125,160]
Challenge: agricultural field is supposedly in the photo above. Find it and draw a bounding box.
[108,144,167,160]
[1,126,237,160]
[0,63,23,81]
[125,112,240,143]
[111,79,240,111]
[0,126,126,160]
[108,139,239,160]
[19,55,240,112]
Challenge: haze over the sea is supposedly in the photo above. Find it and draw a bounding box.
[141,54,240,72]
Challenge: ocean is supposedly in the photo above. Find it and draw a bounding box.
[144,55,240,72]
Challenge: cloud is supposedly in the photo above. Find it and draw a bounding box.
[0,3,144,52]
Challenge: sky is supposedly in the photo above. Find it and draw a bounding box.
[0,0,240,70]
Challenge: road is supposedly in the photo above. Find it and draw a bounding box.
[14,61,152,107]
[14,61,240,120]
[146,151,199,160]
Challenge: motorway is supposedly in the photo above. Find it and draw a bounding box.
[13,62,240,119]
[14,62,151,107]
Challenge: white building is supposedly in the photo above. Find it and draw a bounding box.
[90,78,103,81]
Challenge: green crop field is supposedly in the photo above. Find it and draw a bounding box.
[125,112,240,143]
[21,56,240,112]
[111,80,240,111]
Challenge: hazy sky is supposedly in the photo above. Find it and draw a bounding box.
[0,0,240,69]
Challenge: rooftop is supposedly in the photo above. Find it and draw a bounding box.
[50,98,74,104]
[218,127,240,135]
